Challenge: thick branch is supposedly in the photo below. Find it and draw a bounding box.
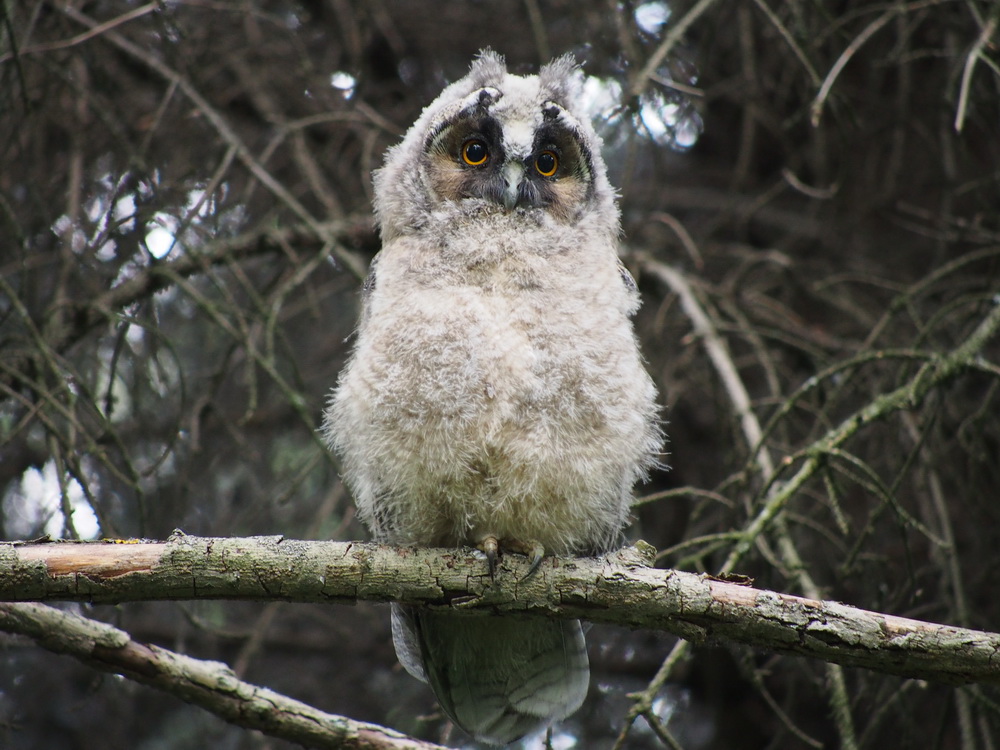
[2,535,998,686]
[0,601,442,749]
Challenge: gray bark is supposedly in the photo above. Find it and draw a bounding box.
[2,534,998,686]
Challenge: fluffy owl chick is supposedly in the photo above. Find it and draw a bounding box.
[325,51,661,745]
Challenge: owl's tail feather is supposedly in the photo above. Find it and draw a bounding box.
[391,604,589,746]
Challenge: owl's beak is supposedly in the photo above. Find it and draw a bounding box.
[502,162,524,210]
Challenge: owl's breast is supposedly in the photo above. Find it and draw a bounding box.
[328,231,659,553]
[360,240,623,427]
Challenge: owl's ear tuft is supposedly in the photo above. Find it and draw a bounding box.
[539,54,583,106]
[468,49,508,87]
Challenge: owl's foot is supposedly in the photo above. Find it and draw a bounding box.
[504,538,545,578]
[476,536,545,579]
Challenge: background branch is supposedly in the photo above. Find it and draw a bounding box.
[0,600,443,750]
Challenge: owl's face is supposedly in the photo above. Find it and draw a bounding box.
[374,51,618,241]
[422,85,593,223]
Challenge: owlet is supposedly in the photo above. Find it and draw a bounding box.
[324,51,661,745]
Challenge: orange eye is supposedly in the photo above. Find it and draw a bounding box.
[462,139,489,166]
[535,150,558,177]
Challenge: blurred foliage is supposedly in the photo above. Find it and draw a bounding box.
[2,1,1000,748]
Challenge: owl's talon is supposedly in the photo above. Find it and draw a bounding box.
[523,542,545,579]
[478,536,500,578]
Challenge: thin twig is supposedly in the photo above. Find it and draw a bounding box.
[954,13,998,132]
[0,2,158,64]
[751,0,822,86]
[630,0,719,98]
[810,9,894,127]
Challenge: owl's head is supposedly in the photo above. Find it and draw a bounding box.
[374,51,618,242]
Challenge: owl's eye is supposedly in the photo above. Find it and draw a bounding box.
[462,139,489,166]
[535,150,559,177]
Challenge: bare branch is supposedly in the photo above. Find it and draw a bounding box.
[3,536,999,687]
[0,600,444,750]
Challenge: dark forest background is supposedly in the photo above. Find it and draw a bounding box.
[2,1,1000,748]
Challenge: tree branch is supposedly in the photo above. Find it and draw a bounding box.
[0,600,443,749]
[2,535,998,686]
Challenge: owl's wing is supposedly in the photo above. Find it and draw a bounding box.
[390,603,429,683]
[392,604,589,745]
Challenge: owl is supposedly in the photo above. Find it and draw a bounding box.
[324,51,661,745]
